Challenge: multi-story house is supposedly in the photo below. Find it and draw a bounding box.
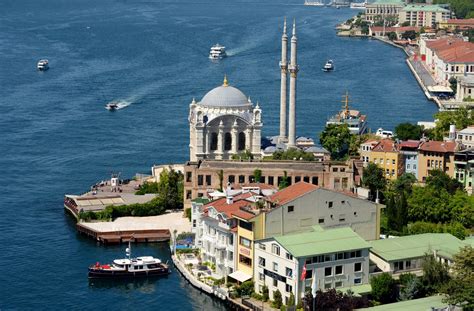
[399,140,421,179]
[365,0,406,23]
[254,226,371,305]
[456,75,474,102]
[369,139,403,180]
[456,126,474,149]
[454,149,474,195]
[417,140,457,182]
[439,18,474,31]
[398,4,451,28]
[359,139,379,167]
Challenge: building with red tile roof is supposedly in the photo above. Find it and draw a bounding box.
[439,18,474,31]
[267,182,318,206]
[417,140,458,182]
[369,139,404,180]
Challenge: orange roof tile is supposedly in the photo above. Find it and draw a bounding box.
[446,19,474,27]
[267,182,318,206]
[399,140,421,149]
[419,141,457,153]
[204,197,253,219]
[372,139,399,153]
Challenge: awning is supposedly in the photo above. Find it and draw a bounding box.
[228,270,252,283]
[428,85,454,93]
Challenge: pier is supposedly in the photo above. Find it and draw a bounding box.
[77,222,170,244]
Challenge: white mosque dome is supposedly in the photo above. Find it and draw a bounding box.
[199,79,251,108]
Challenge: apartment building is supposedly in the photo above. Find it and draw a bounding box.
[359,139,379,166]
[399,140,421,179]
[454,149,474,195]
[254,226,371,305]
[398,4,450,28]
[456,75,474,102]
[369,139,404,180]
[456,126,474,149]
[417,140,457,182]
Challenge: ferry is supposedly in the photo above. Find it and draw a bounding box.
[37,59,49,71]
[326,92,368,135]
[350,1,367,9]
[304,0,325,6]
[88,241,170,279]
[322,60,334,72]
[209,44,226,60]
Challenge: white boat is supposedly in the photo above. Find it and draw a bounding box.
[375,128,393,138]
[209,44,226,60]
[37,59,49,71]
[88,241,170,279]
[350,1,367,9]
[105,102,119,111]
[322,60,334,72]
[304,0,325,6]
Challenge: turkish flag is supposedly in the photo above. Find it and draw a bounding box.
[300,263,307,281]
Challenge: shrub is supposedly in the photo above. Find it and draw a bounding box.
[272,289,283,309]
[370,273,398,303]
[262,285,269,302]
[185,208,191,221]
[236,281,254,297]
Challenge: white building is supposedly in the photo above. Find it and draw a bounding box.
[456,75,474,102]
[457,126,474,149]
[254,226,371,305]
[188,76,263,161]
[365,0,405,23]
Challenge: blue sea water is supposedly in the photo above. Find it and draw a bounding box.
[0,0,437,309]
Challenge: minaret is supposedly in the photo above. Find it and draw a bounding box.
[279,18,288,144]
[288,19,299,148]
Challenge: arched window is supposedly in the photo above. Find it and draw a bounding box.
[210,133,218,151]
[238,132,246,151]
[224,133,232,151]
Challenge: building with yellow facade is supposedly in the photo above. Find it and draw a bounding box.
[417,140,457,182]
[369,139,403,180]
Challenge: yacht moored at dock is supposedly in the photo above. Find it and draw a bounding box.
[88,241,171,278]
[37,59,49,71]
[326,92,368,135]
[209,44,226,60]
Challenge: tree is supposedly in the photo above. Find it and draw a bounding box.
[393,173,417,194]
[287,291,295,307]
[272,149,315,161]
[394,123,423,140]
[434,0,474,19]
[399,273,423,301]
[426,169,463,195]
[442,246,474,310]
[407,186,451,223]
[302,289,369,310]
[430,107,474,141]
[217,169,224,191]
[272,289,283,309]
[262,285,269,302]
[320,124,354,160]
[362,163,387,201]
[279,171,290,190]
[157,168,184,210]
[421,253,450,295]
[370,272,398,303]
[401,21,411,26]
[401,30,416,40]
[236,280,254,297]
[387,32,397,41]
[253,169,262,183]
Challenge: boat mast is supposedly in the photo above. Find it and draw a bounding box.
[341,91,350,118]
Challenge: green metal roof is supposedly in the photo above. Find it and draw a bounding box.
[338,284,372,297]
[358,295,447,310]
[402,4,450,12]
[371,0,405,5]
[369,233,467,262]
[274,227,370,258]
[191,197,211,204]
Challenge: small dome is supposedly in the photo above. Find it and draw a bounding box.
[199,85,251,108]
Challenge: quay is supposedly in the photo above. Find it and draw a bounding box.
[76,212,190,243]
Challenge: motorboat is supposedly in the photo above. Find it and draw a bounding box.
[322,60,334,72]
[105,102,119,111]
[37,59,49,71]
[304,0,325,6]
[375,128,393,138]
[209,44,226,60]
[88,241,171,279]
[350,1,367,9]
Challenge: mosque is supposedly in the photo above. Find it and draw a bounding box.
[188,19,299,162]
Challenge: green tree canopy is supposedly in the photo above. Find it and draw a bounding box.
[426,169,463,195]
[362,163,387,201]
[429,108,474,141]
[394,123,424,141]
[319,124,354,160]
[370,273,398,304]
[442,246,474,309]
[272,148,315,161]
[421,253,450,295]
[434,0,474,19]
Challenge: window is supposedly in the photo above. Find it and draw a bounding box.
[286,253,293,260]
[295,176,301,183]
[324,267,332,277]
[306,269,313,279]
[239,254,252,266]
[304,176,310,183]
[186,190,192,199]
[407,164,410,169]
[328,201,333,208]
[224,133,232,151]
[335,281,343,288]
[337,253,344,260]
[239,220,252,231]
[192,219,196,227]
[258,257,266,267]
[392,159,395,164]
[339,215,345,222]
[239,175,245,183]
[335,265,343,275]
[186,172,192,182]
[312,176,319,185]
[354,278,362,285]
[273,279,278,287]
[259,243,266,250]
[228,175,235,183]
[324,282,332,289]
[205,175,212,186]
[333,167,338,172]
[354,262,362,272]
[288,205,294,213]
[405,260,411,269]
[197,192,203,197]
[197,175,203,186]
[394,261,404,271]
[268,176,274,185]
[272,244,280,256]
[286,284,292,293]
[238,132,246,151]
[273,262,278,272]
[259,273,264,281]
[240,237,251,248]
[286,267,293,278]
[210,133,218,150]
[356,250,361,257]
[318,218,325,224]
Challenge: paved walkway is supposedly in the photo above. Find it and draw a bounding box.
[408,59,436,87]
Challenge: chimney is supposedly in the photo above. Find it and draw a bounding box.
[449,124,456,141]
[226,195,233,205]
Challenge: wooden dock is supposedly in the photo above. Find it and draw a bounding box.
[76,222,170,244]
